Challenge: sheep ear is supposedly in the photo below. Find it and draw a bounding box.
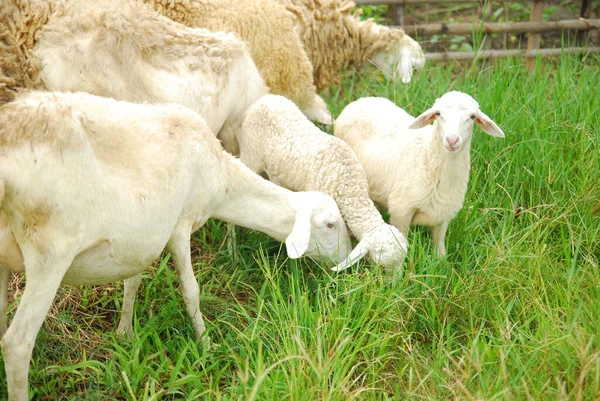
[398,48,413,84]
[474,110,504,138]
[409,107,437,129]
[285,209,312,259]
[331,240,369,272]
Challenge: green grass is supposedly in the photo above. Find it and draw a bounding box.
[1,54,599,400]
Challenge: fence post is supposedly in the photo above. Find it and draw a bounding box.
[387,3,405,26]
[503,1,510,48]
[526,0,545,70]
[397,3,405,26]
[578,0,592,45]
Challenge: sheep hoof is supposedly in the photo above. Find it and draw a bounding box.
[306,109,333,126]
[115,324,134,340]
[302,96,333,126]
[201,334,219,351]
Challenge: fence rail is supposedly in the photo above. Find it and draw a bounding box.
[400,19,600,36]
[355,0,521,4]
[426,46,600,61]
[353,0,599,64]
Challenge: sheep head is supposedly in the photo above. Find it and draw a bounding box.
[286,191,352,263]
[331,224,408,272]
[409,91,505,153]
[368,29,425,84]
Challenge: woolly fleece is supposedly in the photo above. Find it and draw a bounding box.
[239,94,408,268]
[0,0,58,104]
[2,0,268,153]
[280,0,425,89]
[146,0,332,124]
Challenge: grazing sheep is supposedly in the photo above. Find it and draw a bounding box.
[145,0,333,125]
[1,0,268,153]
[279,0,425,89]
[334,91,505,256]
[0,90,352,400]
[238,94,408,272]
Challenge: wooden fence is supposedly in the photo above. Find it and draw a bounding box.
[354,0,600,65]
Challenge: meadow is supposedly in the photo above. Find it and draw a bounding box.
[0,53,599,400]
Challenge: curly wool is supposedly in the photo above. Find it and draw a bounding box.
[239,95,408,268]
[145,0,329,122]
[239,96,382,239]
[280,0,422,90]
[240,95,392,242]
[0,0,58,105]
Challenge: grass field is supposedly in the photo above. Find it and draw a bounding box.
[1,53,599,400]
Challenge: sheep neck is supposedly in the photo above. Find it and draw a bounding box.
[334,183,385,241]
[212,161,296,242]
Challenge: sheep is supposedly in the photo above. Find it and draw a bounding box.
[238,94,408,272]
[1,0,268,154]
[144,0,333,125]
[0,90,353,400]
[2,0,271,338]
[334,91,505,256]
[278,0,426,89]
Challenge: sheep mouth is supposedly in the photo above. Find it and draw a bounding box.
[444,145,461,153]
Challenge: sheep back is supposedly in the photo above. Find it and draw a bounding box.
[30,0,266,142]
[241,95,384,239]
[145,0,321,118]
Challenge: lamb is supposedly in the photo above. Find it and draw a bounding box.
[1,0,268,154]
[145,0,333,125]
[278,0,426,89]
[0,90,353,400]
[334,91,505,256]
[238,94,408,272]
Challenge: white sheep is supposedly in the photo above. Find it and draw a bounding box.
[0,90,352,400]
[334,91,505,256]
[279,0,426,89]
[238,94,408,272]
[145,0,333,125]
[1,0,268,154]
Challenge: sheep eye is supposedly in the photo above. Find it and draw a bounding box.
[435,111,441,116]
[470,114,476,120]
[327,222,336,229]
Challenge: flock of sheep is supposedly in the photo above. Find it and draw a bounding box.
[0,0,504,399]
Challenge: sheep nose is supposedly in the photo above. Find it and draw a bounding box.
[446,135,460,146]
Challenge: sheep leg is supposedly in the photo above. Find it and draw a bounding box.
[238,151,265,176]
[389,207,415,239]
[167,227,207,341]
[226,223,239,266]
[115,273,143,338]
[431,221,449,257]
[0,266,9,338]
[301,95,333,126]
[1,250,74,401]
[218,118,242,156]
